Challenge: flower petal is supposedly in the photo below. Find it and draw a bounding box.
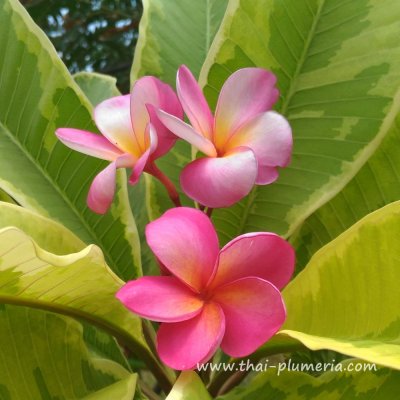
[145,207,219,292]
[156,110,217,156]
[256,165,279,185]
[157,302,225,370]
[129,123,158,185]
[94,95,138,155]
[180,147,258,208]
[225,111,292,168]
[116,276,204,323]
[87,154,134,214]
[131,76,183,158]
[177,65,214,140]
[211,233,295,290]
[56,128,123,160]
[213,277,286,358]
[214,68,279,149]
[87,162,117,214]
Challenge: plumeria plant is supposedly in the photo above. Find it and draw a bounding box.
[1,0,400,399]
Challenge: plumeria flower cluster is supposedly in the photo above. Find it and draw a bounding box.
[56,66,292,213]
[56,66,295,370]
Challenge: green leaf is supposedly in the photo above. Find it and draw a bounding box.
[166,372,212,400]
[292,112,400,271]
[279,201,400,369]
[0,304,137,400]
[74,71,121,106]
[0,0,141,280]
[0,225,165,369]
[199,0,400,243]
[217,360,400,400]
[131,0,229,85]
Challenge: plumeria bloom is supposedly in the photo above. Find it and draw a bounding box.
[156,65,293,208]
[116,207,295,370]
[56,77,183,214]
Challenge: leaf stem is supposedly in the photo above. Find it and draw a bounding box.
[147,163,181,207]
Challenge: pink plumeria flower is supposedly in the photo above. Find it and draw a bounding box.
[56,77,183,214]
[116,207,295,370]
[156,65,293,208]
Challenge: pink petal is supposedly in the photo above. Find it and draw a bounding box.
[145,208,219,292]
[213,277,286,358]
[156,110,217,157]
[214,69,279,149]
[87,154,134,214]
[176,65,214,140]
[131,76,183,159]
[87,162,117,214]
[116,276,204,323]
[94,95,139,156]
[225,111,292,169]
[157,302,225,370]
[180,147,258,208]
[129,123,158,185]
[56,128,123,161]
[256,165,279,185]
[210,233,295,290]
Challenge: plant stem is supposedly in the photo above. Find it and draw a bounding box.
[206,207,213,217]
[143,320,158,359]
[147,163,181,207]
[139,381,162,400]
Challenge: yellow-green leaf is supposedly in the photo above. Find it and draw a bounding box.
[200,0,400,244]
[166,372,212,400]
[280,201,400,369]
[292,111,400,271]
[0,226,161,370]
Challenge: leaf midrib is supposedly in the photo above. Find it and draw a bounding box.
[235,0,326,238]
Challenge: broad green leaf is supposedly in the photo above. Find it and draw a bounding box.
[217,360,399,400]
[166,372,212,400]
[0,226,164,372]
[0,304,137,400]
[0,0,141,280]
[279,201,400,369]
[74,71,121,106]
[200,0,400,243]
[292,112,400,270]
[131,0,229,85]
